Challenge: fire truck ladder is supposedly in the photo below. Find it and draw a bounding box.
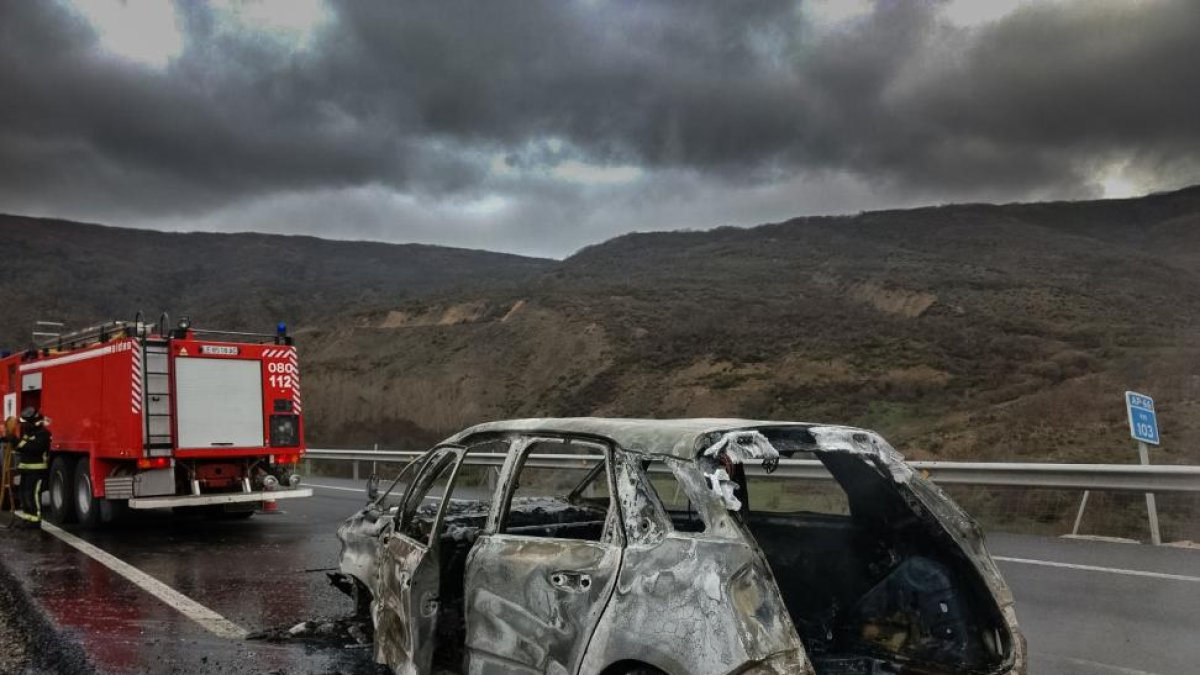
[35,320,138,350]
[143,339,174,457]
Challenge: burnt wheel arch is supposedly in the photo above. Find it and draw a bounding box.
[599,660,668,675]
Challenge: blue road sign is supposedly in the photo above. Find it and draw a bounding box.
[1125,391,1160,445]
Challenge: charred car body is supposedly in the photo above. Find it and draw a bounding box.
[334,418,1026,675]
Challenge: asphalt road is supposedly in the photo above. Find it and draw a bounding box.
[1,477,1196,675]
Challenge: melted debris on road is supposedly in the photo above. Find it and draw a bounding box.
[248,615,374,649]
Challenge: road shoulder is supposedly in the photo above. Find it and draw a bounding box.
[0,515,95,675]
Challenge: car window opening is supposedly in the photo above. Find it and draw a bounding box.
[499,439,614,542]
[398,437,617,672]
[387,440,501,672]
[642,459,706,533]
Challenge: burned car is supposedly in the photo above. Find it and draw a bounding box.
[334,418,1025,675]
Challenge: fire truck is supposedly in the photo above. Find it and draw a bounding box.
[0,315,310,527]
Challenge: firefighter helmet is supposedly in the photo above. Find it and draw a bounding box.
[19,407,40,423]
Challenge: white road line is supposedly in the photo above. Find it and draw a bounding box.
[994,555,1200,583]
[1034,654,1164,675]
[40,522,249,640]
[304,482,367,493]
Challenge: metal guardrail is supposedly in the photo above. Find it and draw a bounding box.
[304,448,1200,493]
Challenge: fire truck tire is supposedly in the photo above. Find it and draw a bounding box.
[74,463,103,529]
[46,456,78,525]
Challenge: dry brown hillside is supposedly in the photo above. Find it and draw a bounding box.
[301,187,1200,464]
[7,187,1200,464]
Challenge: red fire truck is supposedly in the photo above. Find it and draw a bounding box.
[0,316,310,527]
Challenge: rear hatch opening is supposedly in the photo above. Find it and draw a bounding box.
[711,428,1016,675]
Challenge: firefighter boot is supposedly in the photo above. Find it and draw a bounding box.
[15,471,44,527]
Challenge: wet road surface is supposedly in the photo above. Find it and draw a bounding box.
[0,485,377,675]
[1,477,1197,674]
[987,532,1200,675]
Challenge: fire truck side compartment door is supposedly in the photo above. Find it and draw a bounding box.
[175,358,264,448]
[21,372,42,392]
[134,468,175,497]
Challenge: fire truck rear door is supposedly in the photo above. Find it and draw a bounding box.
[175,357,264,448]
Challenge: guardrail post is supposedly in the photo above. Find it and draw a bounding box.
[1071,490,1090,535]
[353,459,359,481]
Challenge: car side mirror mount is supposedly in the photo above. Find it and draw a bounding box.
[366,473,380,502]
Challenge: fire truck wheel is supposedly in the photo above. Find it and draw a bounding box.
[46,456,78,525]
[74,462,103,529]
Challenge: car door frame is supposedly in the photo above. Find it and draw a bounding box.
[374,443,467,674]
[463,434,626,675]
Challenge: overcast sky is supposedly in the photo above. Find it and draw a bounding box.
[2,0,1198,258]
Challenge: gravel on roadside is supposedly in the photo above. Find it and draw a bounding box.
[0,522,33,673]
[0,514,96,675]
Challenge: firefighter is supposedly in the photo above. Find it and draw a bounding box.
[12,407,50,527]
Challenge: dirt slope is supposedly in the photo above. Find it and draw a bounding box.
[305,187,1200,463]
[7,186,1200,463]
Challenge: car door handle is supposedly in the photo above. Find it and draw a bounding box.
[549,571,593,592]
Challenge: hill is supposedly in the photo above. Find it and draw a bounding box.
[0,214,551,348]
[6,187,1200,465]
[300,187,1200,464]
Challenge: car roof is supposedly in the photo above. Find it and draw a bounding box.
[444,417,829,459]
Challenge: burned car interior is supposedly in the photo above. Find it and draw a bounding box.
[373,437,620,672]
[703,428,1014,675]
[336,419,1021,675]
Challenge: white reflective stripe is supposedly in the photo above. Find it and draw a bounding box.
[19,344,115,371]
[1033,654,1165,675]
[131,345,143,414]
[994,556,1200,583]
[40,522,249,639]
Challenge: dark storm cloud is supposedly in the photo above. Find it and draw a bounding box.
[1,0,1198,255]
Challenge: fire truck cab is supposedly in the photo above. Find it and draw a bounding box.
[0,316,311,527]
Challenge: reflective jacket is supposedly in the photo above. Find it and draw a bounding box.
[16,427,51,470]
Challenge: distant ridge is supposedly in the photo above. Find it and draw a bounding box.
[5,185,1200,467]
[0,212,551,350]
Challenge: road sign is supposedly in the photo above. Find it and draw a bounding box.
[1126,391,1159,446]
